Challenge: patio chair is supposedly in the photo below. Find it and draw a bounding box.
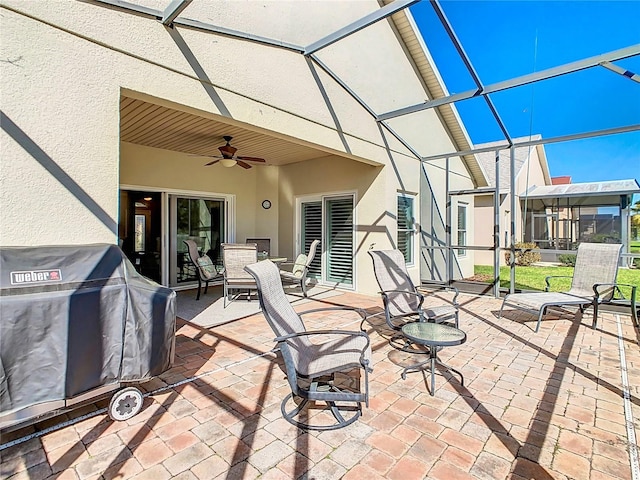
[368,249,460,334]
[499,243,631,332]
[279,239,320,297]
[222,243,258,307]
[245,259,372,431]
[184,239,222,300]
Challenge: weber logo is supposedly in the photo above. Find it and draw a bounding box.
[11,269,63,285]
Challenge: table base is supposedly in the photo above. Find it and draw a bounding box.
[401,348,464,396]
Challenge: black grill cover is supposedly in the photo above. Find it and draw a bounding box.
[0,244,176,415]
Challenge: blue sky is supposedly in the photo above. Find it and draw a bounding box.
[410,0,640,185]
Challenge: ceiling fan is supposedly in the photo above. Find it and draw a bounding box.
[201,136,266,169]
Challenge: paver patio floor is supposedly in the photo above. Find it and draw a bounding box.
[1,290,639,479]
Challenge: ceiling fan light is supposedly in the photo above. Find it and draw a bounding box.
[220,159,237,168]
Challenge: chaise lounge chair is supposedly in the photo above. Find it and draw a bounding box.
[499,242,630,332]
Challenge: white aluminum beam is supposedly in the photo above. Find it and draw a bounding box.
[422,124,640,162]
[304,0,419,55]
[600,61,640,83]
[429,0,511,143]
[378,44,640,121]
[174,17,304,52]
[87,0,305,52]
[162,0,192,26]
[86,0,161,18]
[310,55,423,160]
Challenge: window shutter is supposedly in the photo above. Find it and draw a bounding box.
[326,197,353,285]
[302,202,322,278]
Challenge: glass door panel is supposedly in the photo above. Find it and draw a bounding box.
[170,196,225,287]
[118,190,162,283]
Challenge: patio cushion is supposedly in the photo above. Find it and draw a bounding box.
[292,254,307,277]
[196,255,217,280]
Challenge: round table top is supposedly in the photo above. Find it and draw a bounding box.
[401,322,466,347]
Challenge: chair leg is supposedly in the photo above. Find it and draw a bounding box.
[196,276,202,301]
[301,278,307,297]
[280,392,362,431]
[592,301,599,329]
[535,308,545,332]
[204,280,209,296]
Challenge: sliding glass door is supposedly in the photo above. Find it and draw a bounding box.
[169,195,226,287]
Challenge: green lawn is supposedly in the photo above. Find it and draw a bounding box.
[474,264,639,297]
[629,241,639,267]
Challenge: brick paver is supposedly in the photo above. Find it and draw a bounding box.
[1,289,638,479]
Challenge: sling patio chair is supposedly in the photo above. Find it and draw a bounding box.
[245,259,372,431]
[279,239,320,297]
[499,242,633,332]
[368,249,459,351]
[221,243,258,307]
[183,239,222,300]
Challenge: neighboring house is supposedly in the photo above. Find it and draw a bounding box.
[473,137,550,266]
[473,138,639,266]
[522,179,640,262]
[1,1,485,296]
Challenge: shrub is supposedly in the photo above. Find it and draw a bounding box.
[558,254,577,266]
[504,242,541,266]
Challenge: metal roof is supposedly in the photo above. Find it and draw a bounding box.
[523,179,640,205]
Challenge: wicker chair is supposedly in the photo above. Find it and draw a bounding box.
[184,239,222,300]
[279,239,320,297]
[499,243,632,331]
[221,243,258,307]
[245,259,372,431]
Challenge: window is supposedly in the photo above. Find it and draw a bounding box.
[457,203,467,256]
[397,194,415,264]
[134,214,146,252]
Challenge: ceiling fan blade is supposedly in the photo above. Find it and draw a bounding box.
[205,159,220,166]
[237,160,252,169]
[236,156,266,163]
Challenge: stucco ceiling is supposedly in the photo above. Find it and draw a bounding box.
[120,96,341,167]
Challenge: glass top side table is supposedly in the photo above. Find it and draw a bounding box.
[400,322,467,395]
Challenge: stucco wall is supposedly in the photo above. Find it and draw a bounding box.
[1,1,422,245]
[1,1,476,293]
[474,144,550,266]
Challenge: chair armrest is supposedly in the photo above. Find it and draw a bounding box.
[274,329,372,371]
[445,285,460,307]
[544,275,573,292]
[298,306,367,321]
[275,329,369,342]
[593,283,637,302]
[418,283,459,307]
[379,290,425,310]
